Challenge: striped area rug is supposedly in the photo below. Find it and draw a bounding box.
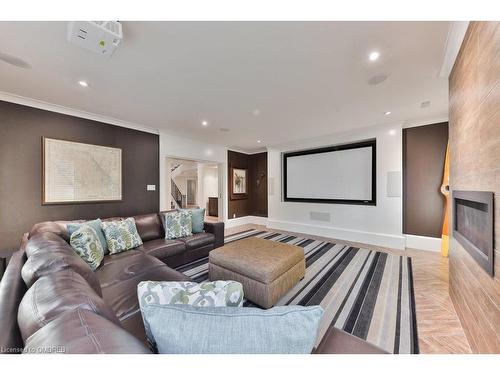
[175,229,419,354]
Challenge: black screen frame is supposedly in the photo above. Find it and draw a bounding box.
[283,139,377,206]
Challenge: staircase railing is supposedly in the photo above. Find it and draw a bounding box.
[171,179,185,208]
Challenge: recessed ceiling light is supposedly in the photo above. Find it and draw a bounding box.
[201,120,208,127]
[384,111,391,115]
[388,129,397,136]
[369,51,380,61]
[78,80,88,87]
[257,140,262,143]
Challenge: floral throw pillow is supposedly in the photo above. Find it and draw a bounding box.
[69,225,105,271]
[138,280,244,308]
[163,211,192,239]
[138,280,244,350]
[100,217,143,254]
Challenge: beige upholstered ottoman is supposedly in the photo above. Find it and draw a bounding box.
[208,237,305,309]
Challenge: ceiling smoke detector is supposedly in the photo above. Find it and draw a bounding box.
[68,21,123,57]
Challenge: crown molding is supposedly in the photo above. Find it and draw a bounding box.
[439,21,470,78]
[0,91,159,135]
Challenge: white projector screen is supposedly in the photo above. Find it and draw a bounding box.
[284,140,376,205]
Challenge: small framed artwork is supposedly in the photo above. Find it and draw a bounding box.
[230,167,248,200]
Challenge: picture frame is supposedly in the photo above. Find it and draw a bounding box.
[230,167,248,200]
[42,137,123,204]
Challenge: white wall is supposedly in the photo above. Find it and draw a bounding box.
[159,132,227,220]
[197,164,219,212]
[267,123,405,249]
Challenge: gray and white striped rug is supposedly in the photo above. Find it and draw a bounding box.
[175,229,419,354]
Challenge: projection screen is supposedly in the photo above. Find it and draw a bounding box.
[283,139,376,205]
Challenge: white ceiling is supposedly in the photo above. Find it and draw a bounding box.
[0,21,450,151]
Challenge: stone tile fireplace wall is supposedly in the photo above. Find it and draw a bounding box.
[449,21,500,353]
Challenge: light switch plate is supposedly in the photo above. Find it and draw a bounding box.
[147,185,156,191]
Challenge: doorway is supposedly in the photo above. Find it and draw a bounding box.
[186,179,197,206]
[165,157,221,222]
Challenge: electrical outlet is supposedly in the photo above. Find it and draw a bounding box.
[147,185,156,191]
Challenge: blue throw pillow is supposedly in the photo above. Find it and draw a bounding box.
[181,208,205,233]
[140,304,324,354]
[68,219,109,255]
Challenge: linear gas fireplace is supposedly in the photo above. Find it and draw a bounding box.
[453,190,495,276]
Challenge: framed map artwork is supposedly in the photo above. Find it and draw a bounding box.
[42,137,122,204]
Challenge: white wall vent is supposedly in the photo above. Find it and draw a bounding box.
[310,211,331,222]
[67,21,123,57]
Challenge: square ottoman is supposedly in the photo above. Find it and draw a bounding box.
[208,237,305,308]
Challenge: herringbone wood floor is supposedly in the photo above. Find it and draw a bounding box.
[225,224,472,354]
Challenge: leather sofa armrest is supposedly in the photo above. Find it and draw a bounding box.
[20,233,29,252]
[204,222,225,249]
[0,249,27,354]
[313,326,388,354]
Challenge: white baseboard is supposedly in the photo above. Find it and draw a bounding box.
[225,215,268,228]
[405,234,442,252]
[266,219,406,250]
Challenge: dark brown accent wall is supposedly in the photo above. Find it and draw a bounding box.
[403,122,449,238]
[449,21,500,353]
[0,100,160,251]
[227,150,268,219]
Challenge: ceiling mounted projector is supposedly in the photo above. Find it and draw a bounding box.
[68,21,123,57]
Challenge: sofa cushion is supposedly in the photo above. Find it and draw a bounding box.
[101,218,143,254]
[135,238,186,261]
[163,211,192,239]
[68,219,109,255]
[138,280,244,349]
[138,280,244,308]
[95,251,167,288]
[29,220,84,242]
[179,232,215,250]
[180,208,205,233]
[134,213,164,242]
[69,225,105,271]
[140,304,324,354]
[22,232,102,296]
[23,308,151,354]
[18,269,120,341]
[99,258,191,342]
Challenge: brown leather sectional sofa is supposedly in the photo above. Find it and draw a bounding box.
[0,212,386,354]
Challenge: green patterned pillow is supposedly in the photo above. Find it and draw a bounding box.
[138,280,244,308]
[67,219,109,255]
[100,217,143,254]
[163,211,192,239]
[69,225,105,271]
